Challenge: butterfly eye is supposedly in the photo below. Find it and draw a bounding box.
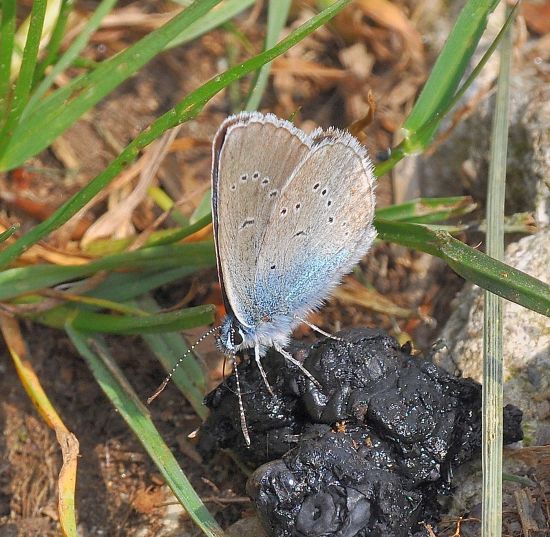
[231,324,244,345]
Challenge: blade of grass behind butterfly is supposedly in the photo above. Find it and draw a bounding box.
[27,0,118,108]
[375,1,518,177]
[401,0,500,151]
[0,224,19,244]
[65,327,224,537]
[33,303,215,334]
[29,0,252,112]
[0,0,351,267]
[83,278,208,397]
[245,0,292,111]
[167,0,255,49]
[0,0,16,118]
[137,296,208,419]
[0,0,224,168]
[32,0,74,86]
[0,0,47,150]
[375,219,550,317]
[139,295,207,393]
[375,196,476,224]
[141,327,208,419]
[88,267,202,303]
[0,242,215,301]
[482,4,513,534]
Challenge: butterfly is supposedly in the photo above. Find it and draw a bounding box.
[212,112,376,397]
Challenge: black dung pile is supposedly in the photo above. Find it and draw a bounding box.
[198,328,523,537]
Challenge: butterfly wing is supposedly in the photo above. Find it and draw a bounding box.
[254,129,376,323]
[212,112,311,328]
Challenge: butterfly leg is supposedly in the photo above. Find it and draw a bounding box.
[294,315,345,342]
[255,343,274,396]
[274,343,322,390]
[232,355,251,447]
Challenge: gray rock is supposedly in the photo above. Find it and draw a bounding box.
[226,516,268,537]
[434,228,550,446]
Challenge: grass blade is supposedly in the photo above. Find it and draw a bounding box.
[139,295,206,390]
[402,0,499,149]
[138,296,208,420]
[482,6,514,536]
[0,0,17,117]
[87,266,200,302]
[0,0,350,267]
[375,196,476,224]
[375,2,519,177]
[0,315,79,537]
[0,224,19,243]
[0,242,215,300]
[375,219,550,317]
[0,0,47,153]
[167,0,255,49]
[32,0,74,86]
[142,328,208,419]
[2,0,223,169]
[66,327,223,537]
[34,303,214,334]
[27,0,118,110]
[244,0,292,111]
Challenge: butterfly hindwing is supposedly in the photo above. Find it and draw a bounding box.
[254,131,376,322]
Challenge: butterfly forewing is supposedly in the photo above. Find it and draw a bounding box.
[212,113,311,327]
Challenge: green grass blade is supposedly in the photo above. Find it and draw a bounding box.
[35,303,214,334]
[1,0,223,169]
[0,0,350,267]
[482,6,514,536]
[0,242,215,300]
[142,329,208,419]
[0,0,17,117]
[244,0,292,111]
[0,224,19,243]
[375,196,476,224]
[167,0,255,49]
[138,295,207,419]
[139,296,206,391]
[26,0,117,112]
[88,267,200,303]
[65,327,223,537]
[32,0,74,86]
[375,219,550,317]
[375,1,518,178]
[402,0,499,150]
[0,0,47,153]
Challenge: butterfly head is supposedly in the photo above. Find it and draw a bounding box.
[217,314,254,354]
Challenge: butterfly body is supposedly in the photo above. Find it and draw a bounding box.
[212,112,376,359]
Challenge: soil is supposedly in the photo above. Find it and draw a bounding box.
[0,1,548,536]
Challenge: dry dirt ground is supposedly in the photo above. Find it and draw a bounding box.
[0,1,549,536]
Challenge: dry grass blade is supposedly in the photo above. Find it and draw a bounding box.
[482,5,514,536]
[333,277,414,318]
[81,126,182,247]
[514,489,545,535]
[355,0,423,61]
[0,314,79,537]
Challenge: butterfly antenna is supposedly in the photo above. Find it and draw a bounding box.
[147,325,220,404]
[232,353,251,447]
